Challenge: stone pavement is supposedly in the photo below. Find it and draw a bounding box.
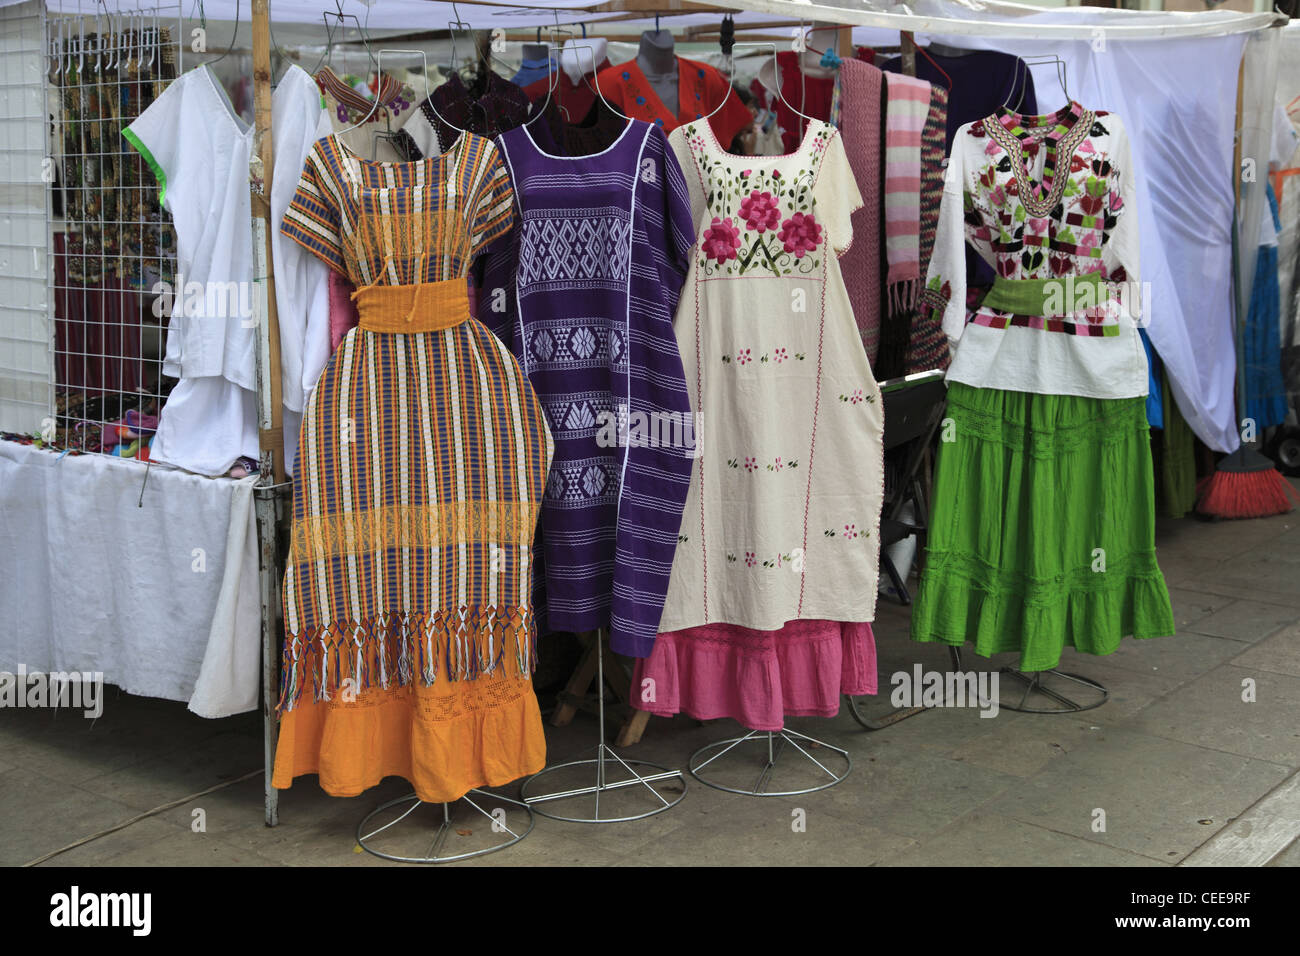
[2,490,1298,866]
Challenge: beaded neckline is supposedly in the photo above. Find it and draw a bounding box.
[982,101,1095,219]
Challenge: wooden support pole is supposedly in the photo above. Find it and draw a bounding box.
[251,0,284,485]
[900,30,917,77]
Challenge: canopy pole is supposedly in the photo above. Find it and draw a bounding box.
[250,0,286,828]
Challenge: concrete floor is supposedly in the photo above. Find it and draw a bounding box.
[3,493,1299,866]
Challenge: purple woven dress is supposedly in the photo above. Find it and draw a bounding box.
[481,119,697,658]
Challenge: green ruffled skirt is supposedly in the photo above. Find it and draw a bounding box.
[910,383,1174,671]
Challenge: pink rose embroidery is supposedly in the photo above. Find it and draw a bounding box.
[702,217,741,263]
[739,190,781,233]
[778,212,822,258]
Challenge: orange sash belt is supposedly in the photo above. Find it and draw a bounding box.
[352,279,470,333]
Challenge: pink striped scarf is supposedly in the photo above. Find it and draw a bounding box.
[883,72,930,313]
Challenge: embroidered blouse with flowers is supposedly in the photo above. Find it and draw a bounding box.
[922,102,1147,399]
[632,118,882,731]
[594,57,752,146]
[316,67,430,163]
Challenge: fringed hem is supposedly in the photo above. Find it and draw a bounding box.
[886,276,920,315]
[277,605,539,712]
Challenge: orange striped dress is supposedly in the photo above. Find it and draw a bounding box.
[273,131,554,803]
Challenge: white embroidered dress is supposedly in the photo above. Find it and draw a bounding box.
[659,118,883,633]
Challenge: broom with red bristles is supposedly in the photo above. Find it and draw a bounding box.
[1196,129,1297,520]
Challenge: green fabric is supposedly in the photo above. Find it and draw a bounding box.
[1156,370,1198,519]
[983,272,1107,316]
[120,127,166,207]
[911,383,1175,671]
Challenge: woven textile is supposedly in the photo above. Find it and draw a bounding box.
[904,84,951,374]
[481,121,697,658]
[274,131,554,803]
[883,72,930,313]
[830,58,885,362]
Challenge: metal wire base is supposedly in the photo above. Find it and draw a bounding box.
[356,789,535,863]
[689,728,852,796]
[521,747,687,823]
[997,668,1109,714]
[847,646,965,731]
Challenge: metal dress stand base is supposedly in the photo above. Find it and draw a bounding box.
[356,789,535,863]
[847,646,964,731]
[689,727,852,796]
[520,630,687,823]
[997,667,1109,714]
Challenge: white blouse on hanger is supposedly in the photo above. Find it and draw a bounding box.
[125,64,329,476]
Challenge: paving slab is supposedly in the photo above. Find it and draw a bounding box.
[0,768,155,867]
[985,726,1291,863]
[1179,599,1298,643]
[1126,665,1300,767]
[889,810,1165,866]
[1231,622,1300,678]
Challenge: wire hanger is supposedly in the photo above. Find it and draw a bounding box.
[204,0,239,68]
[312,1,376,77]
[448,3,489,89]
[707,41,819,130]
[1001,55,1069,113]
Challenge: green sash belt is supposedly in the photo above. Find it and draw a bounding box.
[983,273,1109,316]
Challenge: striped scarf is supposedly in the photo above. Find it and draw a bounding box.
[883,72,930,314]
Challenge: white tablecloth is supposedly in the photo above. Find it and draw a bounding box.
[0,441,261,717]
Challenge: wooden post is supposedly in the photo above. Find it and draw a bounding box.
[251,0,284,484]
[900,30,917,77]
[249,0,285,828]
[837,24,853,62]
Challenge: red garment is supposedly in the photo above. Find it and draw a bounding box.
[751,52,835,154]
[521,58,609,125]
[594,57,751,146]
[53,232,143,395]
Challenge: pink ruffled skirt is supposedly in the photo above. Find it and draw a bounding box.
[632,620,877,732]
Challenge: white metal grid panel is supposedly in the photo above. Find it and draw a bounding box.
[0,0,52,434]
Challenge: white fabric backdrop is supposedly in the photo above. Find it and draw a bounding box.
[0,441,261,717]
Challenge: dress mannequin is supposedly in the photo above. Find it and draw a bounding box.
[637,29,678,112]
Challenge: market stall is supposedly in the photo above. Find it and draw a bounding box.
[1,0,1294,856]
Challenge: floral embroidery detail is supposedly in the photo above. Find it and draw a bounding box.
[778,213,822,258]
[838,389,871,405]
[736,349,752,365]
[843,524,858,539]
[774,348,788,363]
[744,456,757,472]
[688,123,830,278]
[726,457,740,469]
[739,190,781,233]
[726,552,737,563]
[702,217,742,263]
[745,551,756,567]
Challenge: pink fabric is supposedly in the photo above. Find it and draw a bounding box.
[835,59,885,364]
[328,269,359,351]
[883,72,930,312]
[632,621,877,732]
